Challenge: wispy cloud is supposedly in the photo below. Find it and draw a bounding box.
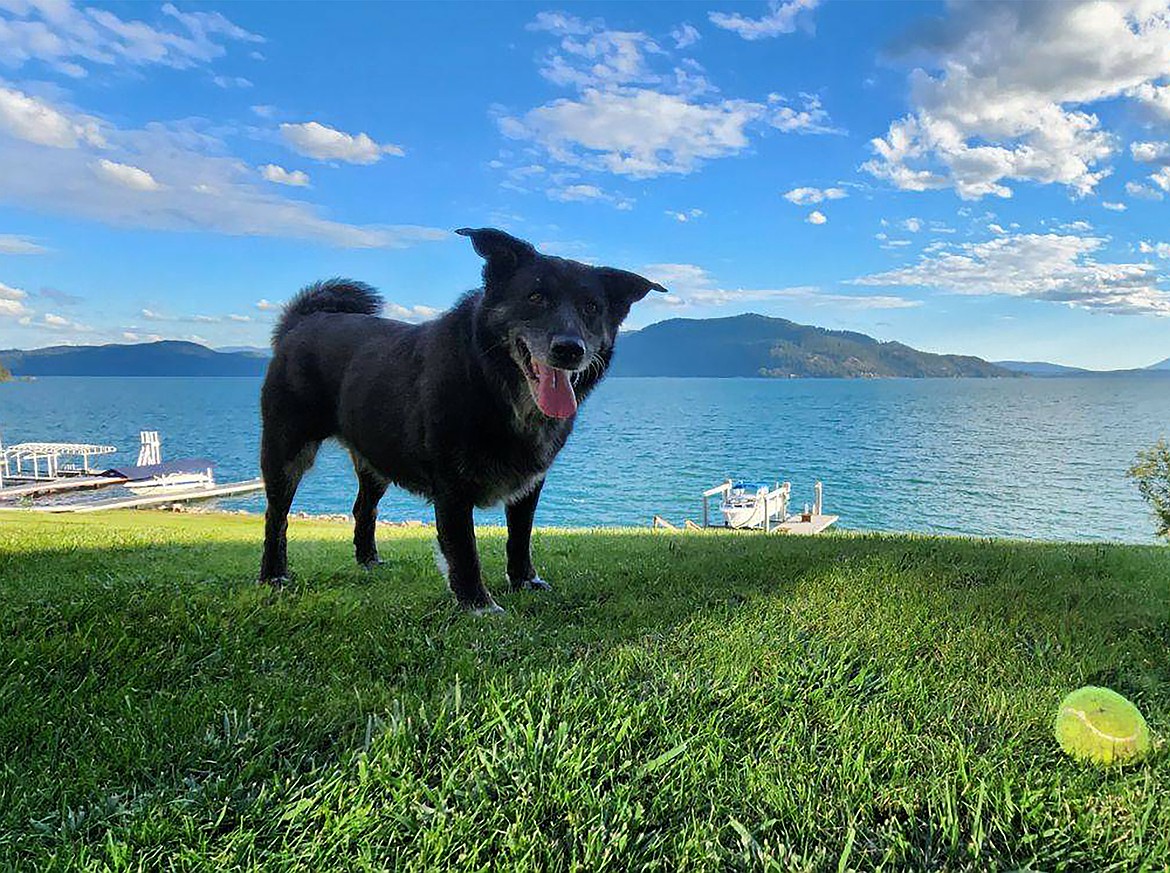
[499,11,838,184]
[852,232,1170,316]
[643,262,918,310]
[0,234,48,255]
[708,0,820,41]
[0,89,445,249]
[0,0,263,78]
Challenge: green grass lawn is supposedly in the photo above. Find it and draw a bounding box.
[1,511,1168,871]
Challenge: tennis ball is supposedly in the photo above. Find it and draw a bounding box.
[1054,686,1151,766]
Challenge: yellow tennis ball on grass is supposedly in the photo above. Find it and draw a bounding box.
[1054,686,1151,766]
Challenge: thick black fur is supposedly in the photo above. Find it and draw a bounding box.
[258,228,667,612]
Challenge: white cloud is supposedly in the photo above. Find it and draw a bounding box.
[0,0,263,77]
[1102,201,1127,211]
[137,309,255,326]
[642,262,917,310]
[903,217,923,232]
[385,302,441,322]
[1126,180,1164,200]
[0,92,445,249]
[1140,240,1170,258]
[1129,81,1170,120]
[0,233,46,254]
[546,183,634,209]
[0,85,105,148]
[1151,166,1170,192]
[250,104,276,119]
[708,0,819,40]
[94,158,162,191]
[665,208,704,222]
[529,12,665,91]
[255,298,279,311]
[806,210,826,225]
[853,232,1170,316]
[0,280,26,298]
[671,23,701,49]
[0,280,31,317]
[502,12,837,183]
[865,1,1170,199]
[40,312,90,331]
[260,163,310,187]
[503,88,765,178]
[766,92,839,134]
[280,121,403,164]
[1130,140,1170,164]
[212,75,252,89]
[782,186,846,205]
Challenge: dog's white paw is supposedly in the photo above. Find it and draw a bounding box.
[469,600,506,617]
[508,573,552,591]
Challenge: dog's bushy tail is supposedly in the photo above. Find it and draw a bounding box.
[272,278,382,347]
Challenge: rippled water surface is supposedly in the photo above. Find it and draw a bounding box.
[1,376,1166,542]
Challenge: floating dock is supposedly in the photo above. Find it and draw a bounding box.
[0,474,130,501]
[11,477,265,513]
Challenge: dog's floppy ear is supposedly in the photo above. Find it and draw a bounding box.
[597,267,668,321]
[456,227,537,286]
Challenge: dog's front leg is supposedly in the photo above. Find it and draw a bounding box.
[434,492,502,615]
[505,478,551,592]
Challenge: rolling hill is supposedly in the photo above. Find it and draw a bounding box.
[0,341,270,377]
[610,313,1015,378]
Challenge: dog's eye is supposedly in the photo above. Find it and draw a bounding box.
[528,291,545,305]
[583,301,600,315]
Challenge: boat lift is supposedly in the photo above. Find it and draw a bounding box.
[0,439,117,487]
[695,478,838,535]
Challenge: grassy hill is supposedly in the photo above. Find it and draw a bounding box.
[612,314,1015,378]
[1,512,1167,869]
[0,359,9,382]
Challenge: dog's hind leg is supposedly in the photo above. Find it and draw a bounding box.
[505,478,551,592]
[434,491,502,615]
[351,458,389,568]
[259,432,319,585]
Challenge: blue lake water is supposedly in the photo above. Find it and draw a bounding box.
[1,376,1167,543]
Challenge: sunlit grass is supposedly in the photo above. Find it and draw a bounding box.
[1,510,1168,870]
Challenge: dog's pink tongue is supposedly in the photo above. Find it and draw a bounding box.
[531,359,578,418]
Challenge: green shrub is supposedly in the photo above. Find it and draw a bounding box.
[1128,437,1170,539]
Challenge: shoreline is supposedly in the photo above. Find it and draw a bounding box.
[12,504,1165,548]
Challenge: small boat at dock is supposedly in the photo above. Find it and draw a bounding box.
[653,477,839,534]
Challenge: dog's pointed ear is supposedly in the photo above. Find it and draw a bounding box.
[597,267,668,320]
[456,228,537,284]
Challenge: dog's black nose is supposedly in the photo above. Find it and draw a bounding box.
[549,335,586,369]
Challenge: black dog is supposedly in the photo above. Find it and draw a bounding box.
[258,228,666,613]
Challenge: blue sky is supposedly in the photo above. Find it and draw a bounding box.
[1,0,1169,368]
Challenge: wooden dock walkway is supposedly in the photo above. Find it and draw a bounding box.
[770,514,839,535]
[8,478,265,513]
[0,474,128,501]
